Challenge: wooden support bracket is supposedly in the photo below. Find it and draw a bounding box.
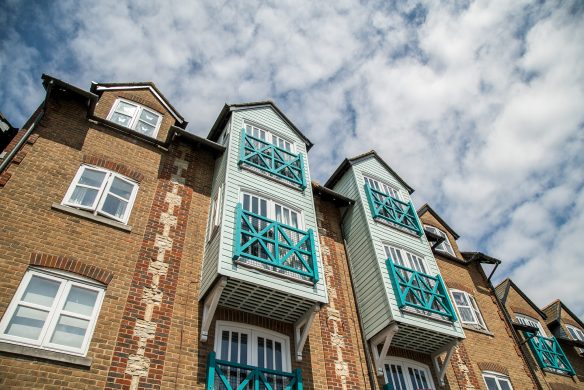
[200,276,228,342]
[432,339,459,386]
[294,304,320,361]
[370,323,399,376]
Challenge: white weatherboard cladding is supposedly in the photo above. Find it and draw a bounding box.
[335,156,464,340]
[199,143,229,298]
[214,106,326,303]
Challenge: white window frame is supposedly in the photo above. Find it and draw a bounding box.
[364,175,402,200]
[214,321,291,371]
[62,165,139,224]
[383,244,427,274]
[107,98,163,138]
[0,268,105,356]
[383,357,436,390]
[244,121,296,153]
[450,289,487,330]
[424,225,455,257]
[566,324,584,342]
[515,314,547,336]
[206,183,224,241]
[482,371,514,390]
[240,191,304,230]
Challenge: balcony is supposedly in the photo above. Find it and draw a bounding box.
[387,259,457,322]
[364,183,422,236]
[239,131,306,189]
[233,204,319,284]
[206,352,303,389]
[524,333,575,375]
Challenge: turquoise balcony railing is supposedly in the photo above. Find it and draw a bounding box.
[233,204,319,283]
[364,184,422,236]
[387,259,457,321]
[239,131,306,189]
[207,351,303,390]
[523,333,575,375]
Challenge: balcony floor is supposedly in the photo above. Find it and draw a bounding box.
[218,278,316,323]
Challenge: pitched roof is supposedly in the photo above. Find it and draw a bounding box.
[495,278,547,319]
[90,81,186,127]
[311,182,355,207]
[417,203,460,239]
[206,101,313,150]
[542,300,584,329]
[324,150,414,194]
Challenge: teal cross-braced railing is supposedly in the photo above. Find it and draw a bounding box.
[207,351,303,390]
[386,259,457,321]
[364,183,422,236]
[523,333,575,375]
[233,204,319,283]
[239,131,306,189]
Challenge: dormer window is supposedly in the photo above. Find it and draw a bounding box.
[107,98,162,138]
[424,225,455,257]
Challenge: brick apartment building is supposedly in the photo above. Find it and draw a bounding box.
[0,74,582,389]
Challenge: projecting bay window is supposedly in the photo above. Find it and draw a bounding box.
[385,245,457,321]
[239,123,306,189]
[516,314,575,375]
[0,268,105,356]
[62,165,138,224]
[107,98,162,137]
[383,358,435,390]
[451,290,487,330]
[206,322,302,389]
[233,192,318,283]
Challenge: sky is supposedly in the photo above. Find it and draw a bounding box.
[1,0,583,319]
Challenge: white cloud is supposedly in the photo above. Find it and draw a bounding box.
[1,0,583,318]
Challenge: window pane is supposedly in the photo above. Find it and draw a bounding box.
[79,169,107,188]
[110,112,133,127]
[69,187,99,207]
[139,109,159,126]
[109,177,134,200]
[453,292,469,307]
[275,342,282,371]
[220,330,229,360]
[21,276,60,307]
[135,121,156,136]
[498,379,512,390]
[50,315,89,348]
[459,307,475,323]
[484,376,499,390]
[266,339,273,370]
[240,333,248,365]
[115,101,138,116]
[257,337,265,368]
[100,195,128,219]
[63,286,98,316]
[5,306,48,339]
[230,332,239,362]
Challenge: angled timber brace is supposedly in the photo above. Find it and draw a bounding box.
[200,276,228,342]
[294,304,320,361]
[432,339,459,386]
[370,323,400,376]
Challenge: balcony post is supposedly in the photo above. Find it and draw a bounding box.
[238,129,246,166]
[308,229,319,283]
[233,203,243,260]
[299,153,306,190]
[437,274,457,321]
[386,259,405,309]
[296,368,303,390]
[206,351,216,389]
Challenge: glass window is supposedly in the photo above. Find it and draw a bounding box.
[566,324,584,342]
[482,372,514,390]
[515,314,547,336]
[244,123,295,153]
[0,269,104,356]
[108,98,162,137]
[424,225,455,257]
[451,290,487,329]
[62,165,138,224]
[364,176,401,200]
[206,183,224,241]
[383,358,435,390]
[241,192,302,229]
[384,245,427,273]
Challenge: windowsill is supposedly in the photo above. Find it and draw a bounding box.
[462,324,494,337]
[240,164,305,192]
[51,203,132,232]
[0,341,92,367]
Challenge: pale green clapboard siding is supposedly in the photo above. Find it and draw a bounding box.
[199,121,230,299]
[351,156,464,338]
[333,170,392,339]
[215,107,327,303]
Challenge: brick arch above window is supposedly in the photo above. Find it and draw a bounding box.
[445,281,474,294]
[30,252,113,285]
[510,306,540,320]
[82,154,144,183]
[477,362,509,376]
